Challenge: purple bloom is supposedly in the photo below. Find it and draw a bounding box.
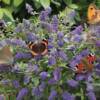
[14,24,22,33]
[52,15,58,32]
[48,56,56,66]
[80,49,89,57]
[48,78,57,85]
[62,91,75,100]
[32,87,41,96]
[1,79,10,85]
[58,50,68,61]
[69,60,78,68]
[6,39,27,48]
[75,54,82,62]
[24,75,30,84]
[75,74,85,81]
[95,40,100,47]
[86,82,94,92]
[72,34,82,42]
[48,90,57,100]
[26,32,37,42]
[89,25,100,38]
[40,22,52,32]
[67,79,78,88]
[71,25,83,35]
[68,10,76,19]
[96,63,100,70]
[39,82,46,92]
[40,71,48,80]
[12,80,20,88]
[0,64,11,72]
[26,3,33,14]
[87,91,96,100]
[57,31,64,39]
[0,94,5,100]
[57,40,64,47]
[23,19,30,29]
[53,67,62,81]
[95,63,100,76]
[16,88,29,100]
[26,64,39,73]
[15,52,32,60]
[45,7,52,15]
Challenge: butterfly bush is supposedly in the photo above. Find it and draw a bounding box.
[0,4,100,100]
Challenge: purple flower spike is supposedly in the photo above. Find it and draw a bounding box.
[72,34,82,42]
[32,87,41,96]
[45,7,52,15]
[71,25,83,35]
[15,52,32,60]
[67,79,78,88]
[57,31,64,39]
[68,10,76,20]
[52,15,58,32]
[40,71,48,80]
[48,56,56,66]
[75,74,85,81]
[62,91,75,100]
[16,88,29,100]
[40,22,52,32]
[87,91,96,100]
[86,82,94,92]
[26,3,33,14]
[53,67,62,81]
[58,50,68,61]
[80,49,89,57]
[12,80,20,88]
[95,40,100,47]
[0,94,5,100]
[48,78,57,85]
[23,19,30,29]
[6,39,27,48]
[24,75,30,84]
[27,32,37,42]
[39,82,46,92]
[57,40,64,47]
[48,90,57,100]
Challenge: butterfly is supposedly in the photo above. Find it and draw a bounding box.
[0,46,14,72]
[87,3,100,24]
[27,39,48,56]
[74,54,96,73]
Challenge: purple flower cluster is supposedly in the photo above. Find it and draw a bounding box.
[0,5,99,100]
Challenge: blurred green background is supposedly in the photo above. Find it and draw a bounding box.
[0,0,100,21]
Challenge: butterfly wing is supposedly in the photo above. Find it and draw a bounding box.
[88,3,100,24]
[0,46,13,65]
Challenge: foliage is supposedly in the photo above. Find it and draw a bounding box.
[0,0,100,21]
[0,3,100,99]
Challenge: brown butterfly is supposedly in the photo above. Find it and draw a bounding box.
[75,54,96,73]
[27,39,48,56]
[87,3,100,24]
[0,46,14,72]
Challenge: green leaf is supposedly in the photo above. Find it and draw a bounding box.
[39,0,50,8]
[63,0,72,5]
[69,4,79,9]
[13,0,23,7]
[0,9,3,19]
[3,9,14,21]
[0,8,13,21]
[2,0,10,5]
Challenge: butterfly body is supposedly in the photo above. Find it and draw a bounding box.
[75,54,96,73]
[27,39,48,56]
[87,3,100,24]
